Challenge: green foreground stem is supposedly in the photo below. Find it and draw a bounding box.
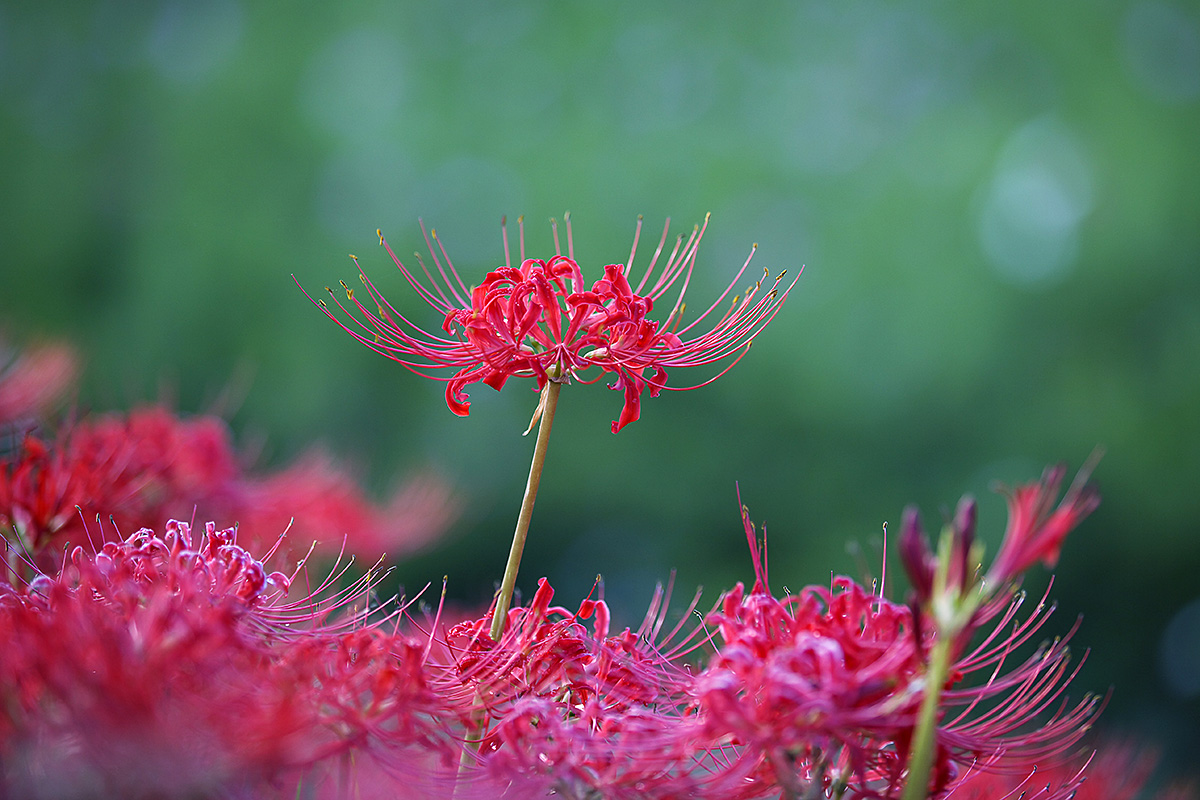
[900,635,953,800]
[490,380,561,641]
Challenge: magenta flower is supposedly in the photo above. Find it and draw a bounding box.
[307,215,797,432]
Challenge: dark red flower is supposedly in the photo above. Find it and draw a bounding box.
[987,461,1100,586]
[307,215,797,432]
[0,406,455,570]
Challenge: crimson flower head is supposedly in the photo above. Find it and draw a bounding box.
[986,458,1101,587]
[307,214,797,432]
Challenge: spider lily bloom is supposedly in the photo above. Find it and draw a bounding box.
[441,577,713,798]
[947,738,1200,800]
[308,214,798,432]
[898,460,1101,800]
[985,460,1101,588]
[0,520,458,798]
[0,406,455,571]
[690,500,1100,799]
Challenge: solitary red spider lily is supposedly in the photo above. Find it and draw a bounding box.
[303,215,798,432]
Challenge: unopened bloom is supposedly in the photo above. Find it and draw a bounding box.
[308,215,797,432]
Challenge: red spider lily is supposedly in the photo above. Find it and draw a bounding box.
[0,520,459,799]
[438,576,714,799]
[687,497,1100,799]
[306,215,798,432]
[234,450,457,560]
[986,460,1100,587]
[945,739,1197,800]
[0,406,455,570]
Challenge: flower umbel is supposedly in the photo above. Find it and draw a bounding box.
[306,214,797,432]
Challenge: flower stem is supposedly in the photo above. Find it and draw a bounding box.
[901,635,953,800]
[490,380,561,640]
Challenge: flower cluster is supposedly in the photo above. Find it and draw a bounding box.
[2,218,1192,799]
[0,445,1188,798]
[0,520,459,799]
[0,404,455,570]
[308,215,796,432]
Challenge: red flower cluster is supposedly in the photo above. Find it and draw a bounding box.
[426,472,1108,799]
[0,334,1185,798]
[308,215,796,432]
[0,521,458,799]
[0,463,1190,798]
[0,406,455,570]
[441,577,708,798]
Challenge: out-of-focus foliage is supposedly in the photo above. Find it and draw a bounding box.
[2,0,1197,784]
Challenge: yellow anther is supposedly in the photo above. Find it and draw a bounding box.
[376,229,383,244]
[704,211,711,222]
[518,214,524,223]
[431,228,438,239]
[360,274,368,285]
[349,253,357,260]
[317,299,327,308]
[324,286,332,293]
[340,280,353,300]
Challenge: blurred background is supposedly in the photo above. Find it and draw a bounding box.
[2,0,1198,787]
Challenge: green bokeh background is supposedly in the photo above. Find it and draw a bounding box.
[3,0,1199,786]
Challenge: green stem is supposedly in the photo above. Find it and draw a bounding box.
[490,380,561,641]
[901,635,953,800]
